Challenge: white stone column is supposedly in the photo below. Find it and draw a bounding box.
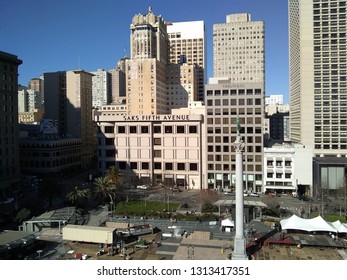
[232,134,248,260]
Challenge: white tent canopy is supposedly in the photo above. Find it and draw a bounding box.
[221,218,234,227]
[280,215,338,233]
[331,220,347,233]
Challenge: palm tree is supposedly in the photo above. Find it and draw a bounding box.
[66,186,91,208]
[105,165,125,187]
[93,176,117,212]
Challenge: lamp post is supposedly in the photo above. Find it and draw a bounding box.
[232,119,248,260]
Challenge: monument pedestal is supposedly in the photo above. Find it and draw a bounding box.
[232,237,248,260]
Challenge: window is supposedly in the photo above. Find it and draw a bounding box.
[130,126,137,133]
[117,126,125,133]
[189,125,197,133]
[141,126,149,133]
[153,126,161,133]
[130,162,137,169]
[118,161,127,170]
[154,150,162,158]
[154,138,161,145]
[177,125,185,133]
[165,126,173,133]
[104,126,114,133]
[165,162,173,170]
[141,162,149,170]
[189,163,198,171]
[154,162,162,169]
[105,138,114,145]
[177,163,185,170]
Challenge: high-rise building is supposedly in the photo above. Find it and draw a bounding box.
[265,95,284,105]
[126,7,169,115]
[44,70,97,167]
[0,51,22,197]
[205,81,264,192]
[18,86,43,113]
[91,69,111,108]
[167,21,206,102]
[109,58,127,105]
[166,62,198,112]
[289,0,347,157]
[213,13,265,84]
[205,13,265,192]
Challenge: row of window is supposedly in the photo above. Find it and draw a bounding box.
[207,173,263,181]
[315,144,347,149]
[104,125,198,134]
[206,89,262,96]
[207,163,262,172]
[20,156,80,168]
[116,161,198,171]
[267,173,292,179]
[206,98,262,106]
[267,161,292,167]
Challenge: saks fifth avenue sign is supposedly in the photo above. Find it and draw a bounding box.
[122,115,191,121]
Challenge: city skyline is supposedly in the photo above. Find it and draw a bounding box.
[1,0,289,102]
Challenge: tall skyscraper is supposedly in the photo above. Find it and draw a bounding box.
[289,0,347,157]
[205,14,265,192]
[91,69,111,108]
[166,62,198,112]
[167,21,206,102]
[109,57,127,105]
[0,51,22,197]
[44,70,96,167]
[213,13,265,84]
[126,7,169,115]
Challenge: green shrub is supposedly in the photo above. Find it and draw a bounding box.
[201,203,218,213]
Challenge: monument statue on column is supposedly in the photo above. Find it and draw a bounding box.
[232,118,248,260]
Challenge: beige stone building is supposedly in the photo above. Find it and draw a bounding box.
[166,63,198,112]
[213,13,265,84]
[18,108,44,124]
[126,8,169,115]
[94,105,207,189]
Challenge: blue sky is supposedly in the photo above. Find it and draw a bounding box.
[1,0,289,102]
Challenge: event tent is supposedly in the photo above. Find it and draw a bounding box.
[280,215,338,233]
[221,218,235,227]
[331,220,347,233]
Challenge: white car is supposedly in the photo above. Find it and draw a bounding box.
[137,185,148,190]
[250,193,260,197]
[243,193,249,197]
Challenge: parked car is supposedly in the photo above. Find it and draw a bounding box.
[243,193,249,197]
[250,193,260,197]
[137,185,149,190]
[170,187,181,192]
[224,191,235,196]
